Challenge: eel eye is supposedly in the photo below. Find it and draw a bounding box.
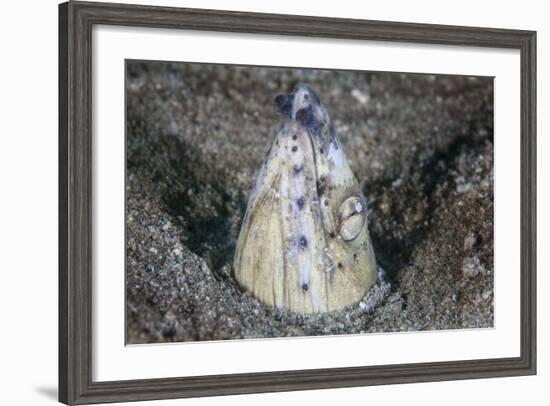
[338,196,366,241]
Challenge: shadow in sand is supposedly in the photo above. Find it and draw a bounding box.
[159,133,246,276]
[367,132,492,282]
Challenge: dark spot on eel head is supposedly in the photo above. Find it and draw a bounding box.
[317,176,328,196]
[275,93,293,117]
[299,236,308,249]
[295,106,315,127]
[302,283,309,292]
[338,262,343,269]
[329,232,336,238]
[324,199,329,206]
[292,146,298,152]
[293,164,303,175]
[292,134,297,141]
[297,197,305,209]
[320,147,324,154]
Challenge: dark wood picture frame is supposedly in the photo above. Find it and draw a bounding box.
[59,1,537,404]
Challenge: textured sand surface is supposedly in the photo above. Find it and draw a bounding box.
[126,61,494,343]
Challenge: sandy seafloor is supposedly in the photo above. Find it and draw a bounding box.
[125,61,494,344]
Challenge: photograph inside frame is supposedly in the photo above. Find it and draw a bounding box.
[125,60,494,344]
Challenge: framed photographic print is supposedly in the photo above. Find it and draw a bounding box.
[59,1,536,404]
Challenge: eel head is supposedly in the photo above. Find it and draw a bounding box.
[234,84,377,313]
